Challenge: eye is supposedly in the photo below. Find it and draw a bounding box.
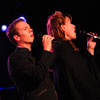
[24,27,26,30]
[23,27,27,30]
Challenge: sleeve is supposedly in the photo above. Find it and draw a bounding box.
[8,50,55,84]
[84,50,98,69]
[84,50,95,60]
[94,43,100,68]
[39,50,56,69]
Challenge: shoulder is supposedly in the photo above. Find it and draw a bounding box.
[53,39,71,50]
[9,48,30,61]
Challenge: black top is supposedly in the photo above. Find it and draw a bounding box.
[52,40,100,100]
[7,47,58,100]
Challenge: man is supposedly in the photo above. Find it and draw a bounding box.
[6,18,58,100]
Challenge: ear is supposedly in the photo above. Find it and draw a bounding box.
[61,24,65,31]
[13,35,20,42]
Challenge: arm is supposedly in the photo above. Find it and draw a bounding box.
[8,35,55,88]
[8,49,55,91]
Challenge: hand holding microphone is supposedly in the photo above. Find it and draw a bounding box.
[79,30,100,41]
[79,30,97,55]
[42,35,54,52]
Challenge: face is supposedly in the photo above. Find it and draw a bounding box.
[61,17,77,40]
[14,21,34,45]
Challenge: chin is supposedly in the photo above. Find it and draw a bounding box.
[29,40,34,43]
[72,36,77,40]
[75,36,77,39]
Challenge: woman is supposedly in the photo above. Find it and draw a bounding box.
[46,11,100,100]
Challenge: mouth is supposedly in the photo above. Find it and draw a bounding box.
[30,34,34,37]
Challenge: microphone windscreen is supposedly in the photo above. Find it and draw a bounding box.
[36,34,43,39]
[79,30,87,35]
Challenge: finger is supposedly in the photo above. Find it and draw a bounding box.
[90,37,94,41]
[43,35,54,41]
[87,37,93,41]
[42,35,48,40]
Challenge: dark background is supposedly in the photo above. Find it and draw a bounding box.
[0,0,100,99]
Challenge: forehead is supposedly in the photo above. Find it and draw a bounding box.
[64,16,71,22]
[15,21,28,30]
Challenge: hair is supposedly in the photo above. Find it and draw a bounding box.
[46,11,72,40]
[6,18,25,45]
[47,11,79,51]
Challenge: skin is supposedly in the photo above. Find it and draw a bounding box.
[87,37,96,55]
[61,17,76,40]
[61,16,96,55]
[13,21,54,52]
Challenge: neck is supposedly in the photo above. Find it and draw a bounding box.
[17,43,32,51]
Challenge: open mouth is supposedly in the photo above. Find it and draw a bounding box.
[30,34,34,37]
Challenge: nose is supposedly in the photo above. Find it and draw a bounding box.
[73,24,76,28]
[29,28,33,33]
[30,28,33,32]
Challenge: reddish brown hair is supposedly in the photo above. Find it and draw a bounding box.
[47,11,72,40]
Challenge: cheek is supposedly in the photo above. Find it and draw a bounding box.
[64,25,71,32]
[68,32,76,38]
[21,34,29,41]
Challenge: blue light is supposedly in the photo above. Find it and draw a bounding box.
[0,87,5,90]
[19,16,27,22]
[7,86,16,89]
[0,86,16,91]
[1,25,7,32]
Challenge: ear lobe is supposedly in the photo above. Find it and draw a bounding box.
[13,35,20,41]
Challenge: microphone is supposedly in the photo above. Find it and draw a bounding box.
[79,30,100,40]
[36,34,56,43]
[35,34,43,42]
[36,34,43,39]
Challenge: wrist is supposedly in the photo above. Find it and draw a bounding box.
[87,47,94,55]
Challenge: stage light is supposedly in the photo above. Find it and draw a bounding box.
[19,16,27,22]
[1,25,7,32]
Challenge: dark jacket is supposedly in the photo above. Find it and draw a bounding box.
[52,40,100,100]
[7,47,58,100]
